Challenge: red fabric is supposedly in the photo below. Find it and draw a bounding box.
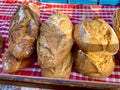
[0,1,120,84]
[0,0,34,3]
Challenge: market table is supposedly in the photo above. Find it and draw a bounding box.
[0,0,120,89]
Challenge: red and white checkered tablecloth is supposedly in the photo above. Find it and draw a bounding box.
[0,0,120,84]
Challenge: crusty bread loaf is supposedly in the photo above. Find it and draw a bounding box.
[2,50,35,73]
[113,9,120,59]
[37,11,73,68]
[8,3,40,59]
[27,3,40,17]
[41,53,72,79]
[73,48,115,78]
[2,3,40,73]
[74,18,119,55]
[73,18,118,78]
[113,9,120,41]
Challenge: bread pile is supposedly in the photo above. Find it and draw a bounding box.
[1,3,119,79]
[37,11,73,79]
[73,18,119,78]
[2,3,40,73]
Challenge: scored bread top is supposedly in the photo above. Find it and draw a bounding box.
[74,18,119,55]
[8,3,40,59]
[46,11,73,39]
[37,11,73,68]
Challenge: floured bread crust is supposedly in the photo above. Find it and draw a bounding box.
[37,11,73,68]
[113,9,120,59]
[73,48,115,78]
[2,50,35,73]
[8,3,40,59]
[74,18,119,55]
[41,53,72,79]
[2,3,40,73]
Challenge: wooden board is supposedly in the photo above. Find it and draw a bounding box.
[0,74,119,89]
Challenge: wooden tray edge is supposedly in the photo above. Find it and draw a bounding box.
[0,74,119,89]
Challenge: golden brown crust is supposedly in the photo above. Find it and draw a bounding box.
[27,3,40,17]
[37,11,73,68]
[2,50,35,73]
[113,9,120,59]
[74,18,119,55]
[41,53,73,79]
[8,3,40,59]
[73,48,115,78]
[113,9,120,41]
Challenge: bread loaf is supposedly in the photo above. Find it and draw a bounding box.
[8,3,40,59]
[41,53,72,79]
[73,48,115,78]
[73,18,118,78]
[113,9,120,59]
[2,3,40,73]
[37,11,73,68]
[74,18,119,55]
[2,50,35,73]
